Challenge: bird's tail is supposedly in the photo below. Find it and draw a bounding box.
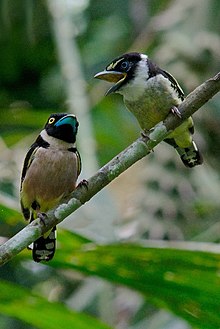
[165,138,203,168]
[32,226,56,262]
[175,141,203,168]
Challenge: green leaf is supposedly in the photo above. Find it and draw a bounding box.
[0,204,24,237]
[45,230,220,329]
[0,280,112,329]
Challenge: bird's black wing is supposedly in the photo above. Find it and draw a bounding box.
[160,69,185,101]
[20,135,49,221]
[20,135,49,189]
[20,142,39,220]
[75,149,82,176]
[147,59,184,101]
[68,147,82,177]
[20,143,38,189]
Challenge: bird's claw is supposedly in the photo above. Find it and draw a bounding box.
[77,179,89,190]
[171,106,182,118]
[141,130,150,141]
[38,212,48,226]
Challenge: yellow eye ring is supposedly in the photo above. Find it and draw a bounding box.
[48,117,55,124]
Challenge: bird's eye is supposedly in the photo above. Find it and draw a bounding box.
[48,117,55,124]
[120,61,129,70]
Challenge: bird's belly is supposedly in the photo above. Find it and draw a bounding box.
[124,88,180,131]
[22,148,78,212]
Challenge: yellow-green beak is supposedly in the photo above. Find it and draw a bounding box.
[94,70,127,95]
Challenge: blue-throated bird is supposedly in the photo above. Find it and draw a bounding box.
[20,113,81,262]
[94,52,203,168]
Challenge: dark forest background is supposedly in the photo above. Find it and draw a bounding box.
[0,1,220,328]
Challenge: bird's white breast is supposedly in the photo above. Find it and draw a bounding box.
[122,74,182,130]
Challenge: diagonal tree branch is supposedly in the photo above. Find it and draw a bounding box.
[0,72,220,266]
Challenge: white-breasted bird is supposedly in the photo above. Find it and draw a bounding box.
[95,52,203,168]
[20,113,81,262]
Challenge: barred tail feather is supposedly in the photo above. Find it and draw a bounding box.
[175,141,203,168]
[165,138,203,168]
[32,226,56,262]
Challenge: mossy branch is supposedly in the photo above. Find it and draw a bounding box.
[0,72,220,266]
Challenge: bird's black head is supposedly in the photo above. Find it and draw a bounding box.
[45,113,79,143]
[94,52,142,94]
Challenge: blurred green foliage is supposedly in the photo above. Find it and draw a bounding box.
[0,0,220,329]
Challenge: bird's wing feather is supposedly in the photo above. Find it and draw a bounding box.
[68,147,82,177]
[160,69,185,101]
[75,149,82,176]
[20,135,50,220]
[147,59,184,101]
[20,142,39,220]
[20,143,39,189]
[20,135,50,189]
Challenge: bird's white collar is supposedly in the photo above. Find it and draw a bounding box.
[40,130,76,150]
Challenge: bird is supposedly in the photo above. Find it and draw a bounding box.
[94,52,203,168]
[20,113,81,262]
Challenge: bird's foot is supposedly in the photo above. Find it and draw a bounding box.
[38,212,48,226]
[141,130,150,141]
[77,179,89,190]
[170,106,182,118]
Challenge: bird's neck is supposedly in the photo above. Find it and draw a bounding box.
[40,130,75,150]
[118,66,150,101]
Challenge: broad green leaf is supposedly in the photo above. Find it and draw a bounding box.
[0,204,21,224]
[41,230,220,329]
[0,280,112,329]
